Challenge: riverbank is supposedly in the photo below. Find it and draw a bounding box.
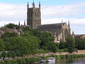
[1,54,85,64]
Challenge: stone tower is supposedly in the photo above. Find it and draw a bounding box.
[27,2,41,29]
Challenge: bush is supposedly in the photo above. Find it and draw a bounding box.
[17,59,22,64]
[22,59,26,64]
[25,58,30,64]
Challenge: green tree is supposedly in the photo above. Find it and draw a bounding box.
[59,41,65,49]
[4,23,20,29]
[47,42,57,52]
[16,50,20,57]
[65,35,75,53]
[75,38,81,48]
[0,54,2,59]
[23,26,31,32]
[78,39,85,50]
[0,39,5,51]
[12,51,16,59]
[2,51,6,60]
[7,51,11,59]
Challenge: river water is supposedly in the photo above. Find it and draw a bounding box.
[34,58,85,64]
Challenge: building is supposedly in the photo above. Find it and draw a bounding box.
[27,2,71,42]
[0,27,23,38]
[74,34,85,40]
[27,2,41,29]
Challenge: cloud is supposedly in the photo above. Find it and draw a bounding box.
[41,1,85,18]
[0,2,85,34]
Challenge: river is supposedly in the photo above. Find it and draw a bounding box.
[34,58,85,64]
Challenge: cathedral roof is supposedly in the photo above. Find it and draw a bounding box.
[37,23,65,31]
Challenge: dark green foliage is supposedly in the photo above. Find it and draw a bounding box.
[75,38,80,48]
[4,23,20,29]
[59,41,65,49]
[17,59,22,64]
[65,35,75,53]
[0,54,2,59]
[1,31,18,42]
[11,51,16,59]
[4,60,11,64]
[7,51,11,58]
[16,50,20,57]
[47,42,57,52]
[22,59,26,64]
[78,39,85,50]
[0,39,5,51]
[23,26,31,32]
[2,51,6,60]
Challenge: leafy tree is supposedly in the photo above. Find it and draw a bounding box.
[1,31,18,42]
[4,23,20,29]
[59,41,65,49]
[78,39,85,50]
[75,38,81,48]
[23,26,31,32]
[0,54,2,59]
[47,42,57,52]
[16,50,20,57]
[0,39,5,51]
[2,51,6,60]
[12,51,16,59]
[7,51,11,59]
[65,35,75,53]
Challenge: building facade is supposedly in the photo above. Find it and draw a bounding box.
[27,2,71,42]
[27,2,41,29]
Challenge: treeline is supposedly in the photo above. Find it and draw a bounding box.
[0,25,58,58]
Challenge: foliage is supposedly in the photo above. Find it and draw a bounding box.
[65,35,75,53]
[0,39,5,51]
[23,26,31,32]
[47,42,57,52]
[7,51,11,58]
[4,23,20,29]
[1,31,18,39]
[2,51,6,60]
[0,54,2,59]
[59,41,65,49]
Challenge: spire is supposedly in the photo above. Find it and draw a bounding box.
[27,2,29,8]
[72,31,74,35]
[68,20,70,28]
[24,20,26,27]
[62,19,63,27]
[19,21,20,26]
[39,1,41,9]
[33,1,35,8]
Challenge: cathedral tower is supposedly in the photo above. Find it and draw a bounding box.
[27,2,41,29]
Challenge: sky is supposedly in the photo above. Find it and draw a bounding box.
[0,0,85,34]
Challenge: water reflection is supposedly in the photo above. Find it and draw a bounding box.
[34,58,85,64]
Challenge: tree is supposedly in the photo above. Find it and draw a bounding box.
[23,26,31,32]
[65,35,75,53]
[1,31,18,39]
[16,50,20,57]
[0,54,2,59]
[7,51,11,60]
[0,39,5,51]
[12,51,16,59]
[2,51,6,60]
[4,23,20,29]
[59,41,65,49]
[75,38,81,48]
[47,42,57,52]
[78,39,85,50]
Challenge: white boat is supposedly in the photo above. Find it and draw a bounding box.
[47,57,55,62]
[40,59,46,63]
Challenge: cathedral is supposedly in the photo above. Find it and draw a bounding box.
[27,2,71,43]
